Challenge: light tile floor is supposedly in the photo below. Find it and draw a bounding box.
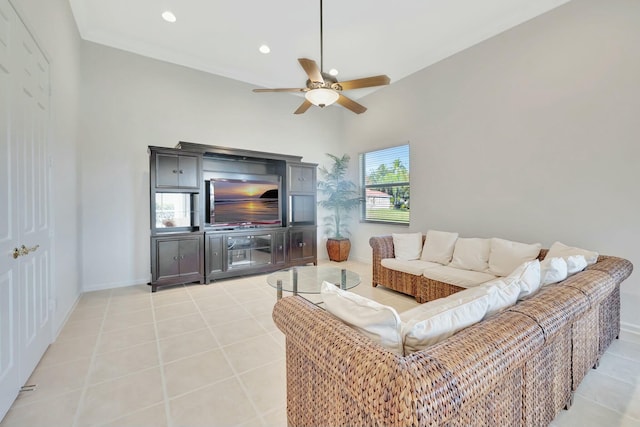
[1,260,639,426]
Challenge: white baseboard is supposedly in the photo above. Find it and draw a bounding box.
[82,277,151,293]
[53,294,80,340]
[620,322,640,344]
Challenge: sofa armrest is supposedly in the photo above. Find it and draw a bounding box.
[369,235,395,260]
[587,255,633,284]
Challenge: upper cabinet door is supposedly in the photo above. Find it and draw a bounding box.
[156,153,200,189]
[288,164,316,193]
[177,155,199,188]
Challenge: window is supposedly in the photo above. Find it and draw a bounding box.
[360,144,410,224]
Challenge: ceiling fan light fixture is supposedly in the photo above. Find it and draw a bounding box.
[305,88,339,108]
[161,11,176,23]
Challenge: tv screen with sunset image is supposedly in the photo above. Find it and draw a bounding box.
[210,178,280,225]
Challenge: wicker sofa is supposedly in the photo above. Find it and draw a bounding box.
[373,235,546,303]
[273,252,632,427]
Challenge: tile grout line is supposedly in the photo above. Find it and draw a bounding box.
[573,370,640,421]
[570,392,640,422]
[151,285,185,427]
[186,282,269,425]
[70,289,114,427]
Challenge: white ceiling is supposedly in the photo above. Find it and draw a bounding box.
[68,0,570,99]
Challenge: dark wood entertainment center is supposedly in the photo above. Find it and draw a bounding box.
[149,142,317,292]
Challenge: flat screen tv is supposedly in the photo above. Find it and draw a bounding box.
[207,177,281,227]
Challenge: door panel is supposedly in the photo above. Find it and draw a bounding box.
[0,0,18,418]
[156,154,179,187]
[15,20,51,383]
[178,156,198,188]
[0,0,52,419]
[179,239,200,275]
[0,271,18,420]
[207,235,223,274]
[157,240,180,280]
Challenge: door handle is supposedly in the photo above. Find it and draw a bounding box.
[13,244,39,259]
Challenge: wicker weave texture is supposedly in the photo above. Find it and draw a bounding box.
[370,236,547,303]
[522,327,572,427]
[370,235,424,300]
[277,242,633,427]
[587,255,633,283]
[571,306,600,389]
[599,285,621,355]
[417,278,465,303]
[508,285,590,339]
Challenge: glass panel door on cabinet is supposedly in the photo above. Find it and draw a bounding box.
[155,193,197,230]
[227,234,272,269]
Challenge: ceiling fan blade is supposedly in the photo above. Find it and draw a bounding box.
[336,94,367,114]
[298,58,324,84]
[253,88,307,93]
[333,75,390,91]
[294,99,313,115]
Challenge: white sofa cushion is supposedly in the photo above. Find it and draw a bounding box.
[448,238,491,272]
[321,281,404,355]
[423,265,496,288]
[401,287,490,353]
[400,286,487,321]
[546,241,599,265]
[393,232,423,261]
[488,238,542,277]
[540,257,568,286]
[381,258,440,276]
[508,260,542,300]
[566,255,588,275]
[478,277,521,317]
[420,230,459,265]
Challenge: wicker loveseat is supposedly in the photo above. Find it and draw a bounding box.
[273,253,632,427]
[372,235,596,303]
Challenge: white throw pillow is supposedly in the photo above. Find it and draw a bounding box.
[401,287,490,353]
[540,257,568,286]
[393,232,423,261]
[507,260,542,300]
[448,238,491,272]
[488,238,542,277]
[420,230,459,265]
[546,241,599,266]
[566,255,588,275]
[321,281,403,355]
[478,277,521,317]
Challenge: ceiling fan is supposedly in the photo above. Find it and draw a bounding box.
[252,0,390,114]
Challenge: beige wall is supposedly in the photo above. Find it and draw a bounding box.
[11,0,82,334]
[77,42,344,290]
[344,0,640,331]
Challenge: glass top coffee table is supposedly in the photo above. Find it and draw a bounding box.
[267,266,361,299]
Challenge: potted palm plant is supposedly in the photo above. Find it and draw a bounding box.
[317,153,362,261]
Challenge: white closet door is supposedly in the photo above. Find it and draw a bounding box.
[0,0,20,419]
[0,0,52,420]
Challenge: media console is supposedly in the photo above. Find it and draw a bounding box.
[148,142,317,292]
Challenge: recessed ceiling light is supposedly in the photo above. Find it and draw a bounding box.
[259,44,271,54]
[162,11,177,23]
[329,68,339,76]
